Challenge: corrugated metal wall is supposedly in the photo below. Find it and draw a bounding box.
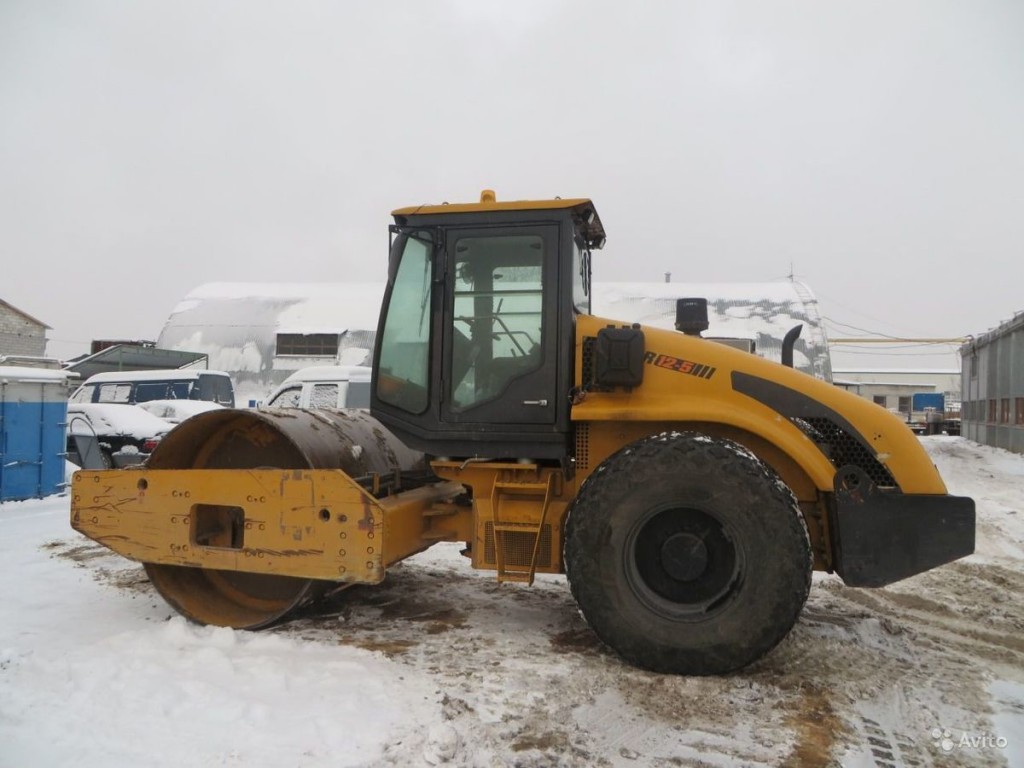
[961,313,1024,454]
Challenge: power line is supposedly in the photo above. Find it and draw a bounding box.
[829,339,965,347]
[832,348,963,358]
[815,290,934,337]
[822,316,930,342]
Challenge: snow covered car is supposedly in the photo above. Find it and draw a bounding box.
[136,399,224,424]
[265,365,371,409]
[69,369,235,407]
[66,403,172,468]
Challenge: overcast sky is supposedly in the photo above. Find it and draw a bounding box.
[2,1,1021,370]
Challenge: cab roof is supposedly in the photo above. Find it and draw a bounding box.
[392,190,606,248]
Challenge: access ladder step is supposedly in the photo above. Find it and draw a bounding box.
[422,505,461,518]
[496,571,534,584]
[492,522,543,534]
[492,481,550,495]
[490,474,556,587]
[421,530,457,542]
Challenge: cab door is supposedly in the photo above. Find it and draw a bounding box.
[442,226,559,426]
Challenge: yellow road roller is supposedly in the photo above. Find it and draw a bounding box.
[71,192,975,674]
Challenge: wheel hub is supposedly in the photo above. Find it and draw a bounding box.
[660,532,708,581]
[627,505,741,617]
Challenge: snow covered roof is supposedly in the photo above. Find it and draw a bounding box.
[159,279,832,400]
[167,282,386,335]
[592,281,831,380]
[0,366,73,382]
[279,365,372,385]
[158,283,385,401]
[963,309,1024,350]
[81,369,231,384]
[65,344,210,380]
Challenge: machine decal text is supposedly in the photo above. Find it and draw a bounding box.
[643,351,716,380]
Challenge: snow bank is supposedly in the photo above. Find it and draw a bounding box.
[3,618,440,767]
[0,499,443,767]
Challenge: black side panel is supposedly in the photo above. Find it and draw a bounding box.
[830,467,976,587]
[731,371,896,487]
[594,326,645,388]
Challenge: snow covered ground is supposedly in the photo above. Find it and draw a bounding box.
[1,438,1021,767]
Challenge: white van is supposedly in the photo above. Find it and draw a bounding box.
[265,366,371,409]
[70,369,235,407]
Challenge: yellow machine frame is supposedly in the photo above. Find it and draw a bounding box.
[69,191,972,662]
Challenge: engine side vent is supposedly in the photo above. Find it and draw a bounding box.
[575,423,590,471]
[581,336,596,387]
[793,416,896,487]
[731,371,900,490]
[483,522,553,568]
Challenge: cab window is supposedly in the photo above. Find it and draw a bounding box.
[377,232,433,413]
[573,237,591,314]
[450,234,544,411]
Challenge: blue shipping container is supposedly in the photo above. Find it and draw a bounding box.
[911,392,945,412]
[0,367,72,502]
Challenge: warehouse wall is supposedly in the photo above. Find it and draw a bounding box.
[961,313,1024,454]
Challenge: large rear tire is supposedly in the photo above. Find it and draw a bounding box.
[564,431,812,674]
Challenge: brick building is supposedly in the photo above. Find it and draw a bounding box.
[0,299,49,357]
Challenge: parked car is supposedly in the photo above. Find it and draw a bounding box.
[265,366,371,409]
[137,399,224,424]
[66,403,172,468]
[70,369,235,407]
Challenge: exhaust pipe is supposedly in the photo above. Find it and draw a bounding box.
[781,324,803,368]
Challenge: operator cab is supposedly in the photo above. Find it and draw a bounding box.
[371,190,605,460]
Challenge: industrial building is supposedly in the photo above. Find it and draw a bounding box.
[157,282,385,405]
[0,299,49,358]
[961,312,1024,454]
[591,280,832,381]
[831,369,960,415]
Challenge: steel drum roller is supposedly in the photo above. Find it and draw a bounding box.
[143,407,425,629]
